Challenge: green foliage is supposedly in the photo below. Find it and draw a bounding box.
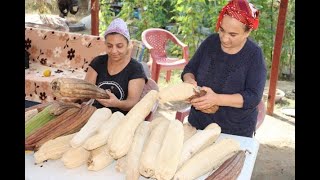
[96,0,295,80]
[25,0,293,83]
[116,0,175,40]
[99,0,115,36]
[280,0,295,79]
[250,0,295,79]
[172,0,228,57]
[25,0,57,14]
[26,0,294,81]
[250,0,277,73]
[158,70,184,88]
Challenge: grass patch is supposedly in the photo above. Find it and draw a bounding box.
[157,69,184,90]
[275,98,295,109]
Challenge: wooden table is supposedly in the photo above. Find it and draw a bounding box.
[25,133,259,180]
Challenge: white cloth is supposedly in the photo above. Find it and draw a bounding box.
[25,133,259,180]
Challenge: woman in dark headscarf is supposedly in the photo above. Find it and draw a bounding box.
[182,0,267,137]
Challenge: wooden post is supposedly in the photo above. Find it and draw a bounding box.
[91,0,99,36]
[266,0,289,115]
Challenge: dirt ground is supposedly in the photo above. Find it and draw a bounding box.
[154,80,295,180]
[252,80,295,180]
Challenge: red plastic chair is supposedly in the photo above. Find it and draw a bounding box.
[141,28,189,83]
[255,100,266,130]
[175,100,266,130]
[140,78,159,121]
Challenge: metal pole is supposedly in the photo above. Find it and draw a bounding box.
[266,0,289,115]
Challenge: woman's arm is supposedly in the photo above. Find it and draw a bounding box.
[117,78,145,111]
[84,66,98,84]
[191,48,267,110]
[190,86,244,109]
[183,73,197,86]
[96,78,145,111]
[215,93,244,108]
[239,48,267,109]
[181,35,212,82]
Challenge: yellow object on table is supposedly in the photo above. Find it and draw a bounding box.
[43,69,52,77]
[25,150,33,155]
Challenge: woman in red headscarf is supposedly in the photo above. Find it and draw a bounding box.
[181,0,267,137]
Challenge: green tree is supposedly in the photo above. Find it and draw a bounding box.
[97,0,295,80]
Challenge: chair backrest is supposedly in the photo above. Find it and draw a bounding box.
[140,78,159,98]
[140,78,159,121]
[130,39,145,62]
[255,100,266,130]
[141,28,188,62]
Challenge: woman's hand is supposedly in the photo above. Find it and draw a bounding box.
[184,78,198,87]
[183,73,198,87]
[96,90,120,108]
[190,86,220,111]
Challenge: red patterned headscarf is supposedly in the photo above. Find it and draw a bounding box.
[215,0,259,32]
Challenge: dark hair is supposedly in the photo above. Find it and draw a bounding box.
[244,25,251,32]
[105,32,129,44]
